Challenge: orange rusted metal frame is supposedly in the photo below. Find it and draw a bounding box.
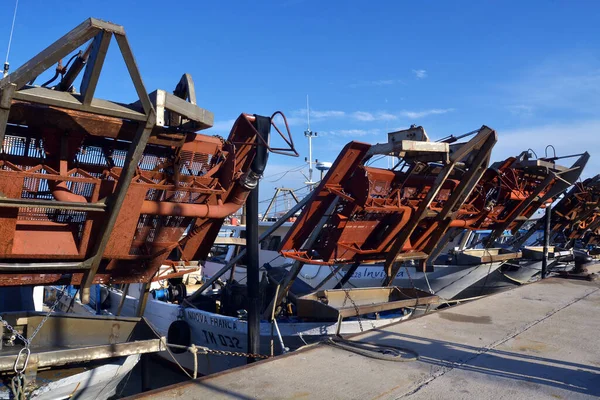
[279,126,497,276]
[540,175,600,247]
[445,151,589,247]
[498,159,592,251]
[0,19,298,294]
[0,112,261,286]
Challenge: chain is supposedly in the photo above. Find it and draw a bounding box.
[28,289,64,343]
[331,265,363,332]
[1,287,63,399]
[1,288,64,346]
[164,341,270,361]
[403,262,415,289]
[203,348,270,359]
[1,287,64,383]
[1,318,28,347]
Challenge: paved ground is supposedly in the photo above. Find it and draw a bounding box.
[126,278,600,399]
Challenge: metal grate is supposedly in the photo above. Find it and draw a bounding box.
[76,145,109,167]
[2,135,46,159]
[179,150,212,176]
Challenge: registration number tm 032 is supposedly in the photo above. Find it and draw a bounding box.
[201,329,242,349]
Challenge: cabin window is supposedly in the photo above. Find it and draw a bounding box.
[209,245,229,261]
[261,236,281,251]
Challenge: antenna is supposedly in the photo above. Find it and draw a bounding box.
[4,0,19,77]
[304,95,318,190]
[306,95,311,131]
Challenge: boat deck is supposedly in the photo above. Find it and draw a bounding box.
[127,277,600,399]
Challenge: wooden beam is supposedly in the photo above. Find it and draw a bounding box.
[0,19,100,91]
[80,110,156,303]
[114,33,152,116]
[81,31,112,105]
[0,84,16,153]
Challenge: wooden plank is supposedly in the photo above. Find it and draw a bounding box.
[0,83,16,152]
[113,34,152,115]
[13,87,147,121]
[80,111,156,303]
[80,31,112,105]
[0,174,22,256]
[213,237,246,246]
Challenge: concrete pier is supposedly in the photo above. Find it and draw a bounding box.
[128,278,600,399]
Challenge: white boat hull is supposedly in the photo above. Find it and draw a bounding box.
[0,355,139,400]
[95,289,410,376]
[205,260,505,301]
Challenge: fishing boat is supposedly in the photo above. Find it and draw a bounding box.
[67,123,498,375]
[72,283,419,375]
[0,310,164,399]
[203,223,512,300]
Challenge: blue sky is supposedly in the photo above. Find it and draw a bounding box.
[2,1,599,212]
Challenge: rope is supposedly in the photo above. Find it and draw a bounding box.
[500,271,530,285]
[267,164,307,183]
[5,0,19,64]
[137,311,197,380]
[436,294,487,305]
[160,338,199,380]
[476,248,496,296]
[325,336,418,362]
[423,269,434,294]
[421,268,453,308]
[115,363,136,398]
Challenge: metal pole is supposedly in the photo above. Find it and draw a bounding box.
[135,282,150,317]
[333,261,361,289]
[246,183,260,363]
[308,134,313,188]
[187,195,309,302]
[263,198,340,318]
[116,283,129,316]
[542,203,552,279]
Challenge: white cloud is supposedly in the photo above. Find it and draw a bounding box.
[352,111,375,121]
[349,79,404,88]
[497,54,600,116]
[311,110,345,118]
[376,112,398,121]
[399,108,455,119]
[287,107,455,126]
[288,109,346,125]
[507,104,534,117]
[324,128,381,137]
[412,69,427,79]
[351,111,398,122]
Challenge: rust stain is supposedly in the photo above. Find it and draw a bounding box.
[288,392,311,399]
[438,312,492,324]
[511,337,549,354]
[371,383,406,400]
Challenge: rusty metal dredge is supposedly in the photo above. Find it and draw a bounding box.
[0,18,296,302]
[428,150,589,260]
[512,174,600,249]
[279,126,497,282]
[279,126,588,286]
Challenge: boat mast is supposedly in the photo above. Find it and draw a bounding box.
[304,95,318,190]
